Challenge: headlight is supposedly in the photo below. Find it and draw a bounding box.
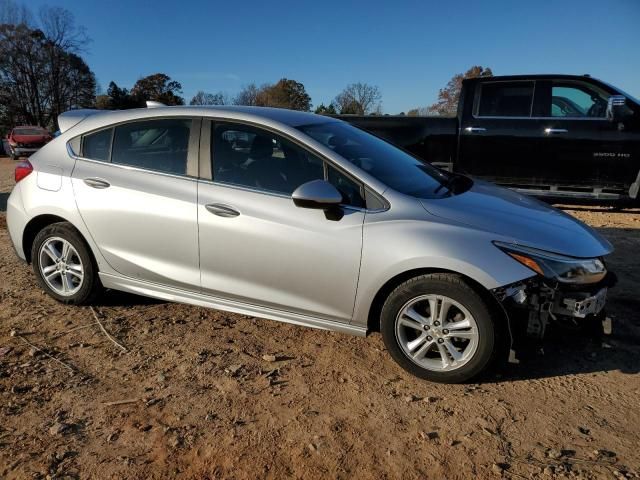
[494,241,606,284]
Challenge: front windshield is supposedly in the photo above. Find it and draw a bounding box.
[297,121,454,198]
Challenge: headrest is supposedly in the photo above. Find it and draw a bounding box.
[249,135,273,159]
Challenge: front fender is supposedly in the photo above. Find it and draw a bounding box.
[351,217,535,329]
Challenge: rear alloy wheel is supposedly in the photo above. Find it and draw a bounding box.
[381,273,497,383]
[32,222,102,304]
[38,237,84,297]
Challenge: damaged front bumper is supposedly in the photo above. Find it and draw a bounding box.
[492,272,617,340]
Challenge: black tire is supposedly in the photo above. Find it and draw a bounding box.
[31,222,102,305]
[380,273,498,383]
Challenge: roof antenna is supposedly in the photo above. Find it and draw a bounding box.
[146,100,166,108]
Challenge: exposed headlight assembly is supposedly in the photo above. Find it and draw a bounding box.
[494,241,606,285]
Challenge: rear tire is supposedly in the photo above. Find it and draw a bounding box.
[31,222,102,305]
[380,273,497,383]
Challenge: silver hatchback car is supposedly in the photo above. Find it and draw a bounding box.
[7,105,614,383]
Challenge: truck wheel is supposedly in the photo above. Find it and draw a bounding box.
[380,273,497,383]
[31,222,102,305]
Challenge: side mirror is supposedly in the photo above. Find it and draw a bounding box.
[606,95,629,122]
[292,179,342,210]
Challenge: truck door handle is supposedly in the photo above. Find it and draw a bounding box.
[464,127,487,133]
[83,178,110,189]
[544,128,569,135]
[205,203,240,218]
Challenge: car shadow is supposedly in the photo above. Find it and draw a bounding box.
[491,328,640,383]
[0,192,8,212]
[93,289,166,307]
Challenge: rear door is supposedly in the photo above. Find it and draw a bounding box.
[457,80,548,185]
[71,117,201,290]
[534,79,638,192]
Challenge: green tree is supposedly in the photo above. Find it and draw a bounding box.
[256,78,311,111]
[428,65,493,116]
[314,103,336,115]
[131,73,184,105]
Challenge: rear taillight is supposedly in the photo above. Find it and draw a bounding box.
[15,160,34,183]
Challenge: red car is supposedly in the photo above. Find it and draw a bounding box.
[6,126,52,160]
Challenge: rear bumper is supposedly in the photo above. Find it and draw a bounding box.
[6,184,28,261]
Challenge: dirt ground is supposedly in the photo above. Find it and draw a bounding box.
[0,155,639,480]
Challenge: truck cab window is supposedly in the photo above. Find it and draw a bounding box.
[477,82,534,117]
[551,83,608,118]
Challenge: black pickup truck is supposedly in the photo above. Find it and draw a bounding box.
[339,74,640,203]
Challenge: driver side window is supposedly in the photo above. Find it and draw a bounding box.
[211,122,366,207]
[551,83,608,118]
[212,123,324,195]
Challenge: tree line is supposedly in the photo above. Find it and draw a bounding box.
[0,1,95,132]
[97,77,384,117]
[0,0,492,133]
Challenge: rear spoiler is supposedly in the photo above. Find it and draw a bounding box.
[57,109,101,134]
[58,102,168,133]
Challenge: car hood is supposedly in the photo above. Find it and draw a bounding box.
[420,180,613,258]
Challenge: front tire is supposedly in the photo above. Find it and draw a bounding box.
[31,222,102,305]
[380,273,497,383]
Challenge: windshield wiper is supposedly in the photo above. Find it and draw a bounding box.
[433,173,469,196]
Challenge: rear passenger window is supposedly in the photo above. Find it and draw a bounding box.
[82,128,112,161]
[477,82,534,117]
[111,119,192,175]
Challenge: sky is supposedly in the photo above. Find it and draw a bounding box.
[28,0,640,113]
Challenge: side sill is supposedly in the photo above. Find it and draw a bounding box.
[99,273,367,337]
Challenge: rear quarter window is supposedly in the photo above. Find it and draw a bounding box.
[81,128,113,161]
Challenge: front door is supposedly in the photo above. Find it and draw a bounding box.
[197,121,364,322]
[71,117,201,290]
[535,79,638,191]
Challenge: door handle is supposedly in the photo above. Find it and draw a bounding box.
[464,127,487,133]
[544,128,569,135]
[205,203,240,218]
[83,178,110,189]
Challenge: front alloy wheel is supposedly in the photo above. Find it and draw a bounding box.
[381,273,497,383]
[395,294,480,372]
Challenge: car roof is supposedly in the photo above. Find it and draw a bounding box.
[184,105,331,127]
[58,105,337,135]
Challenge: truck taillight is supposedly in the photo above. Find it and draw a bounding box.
[15,160,34,183]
